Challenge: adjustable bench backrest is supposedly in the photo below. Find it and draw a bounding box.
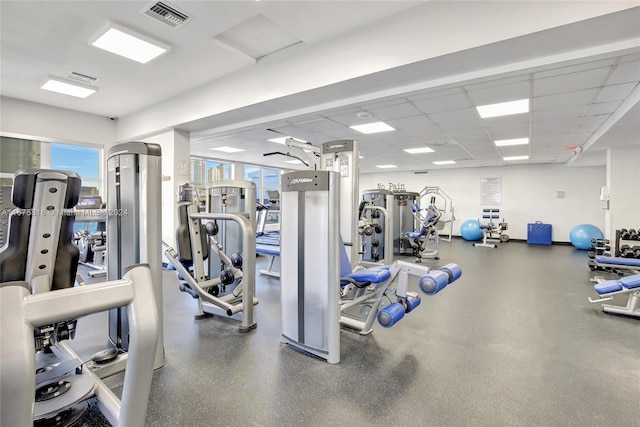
[0,169,81,293]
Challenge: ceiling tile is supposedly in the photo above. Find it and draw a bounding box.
[594,82,639,103]
[412,93,472,114]
[322,126,362,139]
[534,67,611,96]
[575,115,610,133]
[466,81,530,106]
[587,101,622,116]
[532,89,598,111]
[290,117,344,132]
[428,108,484,130]
[532,105,589,121]
[447,128,490,139]
[566,132,592,146]
[406,87,463,103]
[366,102,423,120]
[385,115,442,136]
[605,60,640,85]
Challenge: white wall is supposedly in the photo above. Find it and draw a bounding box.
[1,96,117,193]
[1,96,116,149]
[360,164,606,242]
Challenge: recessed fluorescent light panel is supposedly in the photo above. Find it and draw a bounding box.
[268,137,307,144]
[494,138,529,147]
[376,164,397,169]
[404,147,434,154]
[90,24,169,64]
[503,155,529,161]
[211,146,245,153]
[350,122,395,134]
[285,159,303,164]
[476,99,529,118]
[41,77,97,98]
[432,160,456,165]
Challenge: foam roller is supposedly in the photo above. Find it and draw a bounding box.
[377,302,405,328]
[419,270,449,295]
[440,263,462,282]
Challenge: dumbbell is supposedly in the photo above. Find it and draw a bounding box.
[620,229,631,239]
[629,229,638,239]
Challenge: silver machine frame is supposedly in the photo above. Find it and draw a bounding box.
[360,189,394,267]
[163,181,258,332]
[0,169,160,427]
[420,186,455,242]
[392,190,420,255]
[103,142,164,372]
[321,140,359,269]
[280,170,341,364]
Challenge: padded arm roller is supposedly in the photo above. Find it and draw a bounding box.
[419,263,462,295]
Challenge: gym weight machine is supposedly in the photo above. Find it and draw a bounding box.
[0,168,159,427]
[280,170,462,364]
[405,198,442,262]
[473,208,509,248]
[163,181,258,331]
[359,189,393,266]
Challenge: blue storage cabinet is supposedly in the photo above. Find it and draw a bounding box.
[527,222,552,245]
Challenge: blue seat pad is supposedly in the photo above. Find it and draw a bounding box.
[406,231,422,239]
[620,274,640,289]
[594,256,640,267]
[256,244,280,256]
[594,280,623,294]
[346,267,391,284]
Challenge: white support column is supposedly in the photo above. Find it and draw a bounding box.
[146,129,191,251]
[605,145,640,239]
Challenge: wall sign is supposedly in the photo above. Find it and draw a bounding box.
[481,177,502,206]
[376,182,406,191]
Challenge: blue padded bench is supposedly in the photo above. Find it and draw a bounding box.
[342,267,391,285]
[256,244,280,257]
[594,256,640,267]
[256,244,281,278]
[594,274,640,295]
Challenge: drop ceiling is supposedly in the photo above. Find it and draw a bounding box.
[1,1,639,173]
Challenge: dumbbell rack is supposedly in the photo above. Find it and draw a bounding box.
[614,228,640,259]
[588,238,610,260]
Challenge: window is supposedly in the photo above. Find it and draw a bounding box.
[206,160,230,182]
[0,137,101,195]
[244,165,281,205]
[50,143,100,196]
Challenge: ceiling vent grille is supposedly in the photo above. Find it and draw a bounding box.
[143,1,190,29]
[66,71,98,84]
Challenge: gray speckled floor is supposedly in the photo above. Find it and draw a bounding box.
[66,239,639,426]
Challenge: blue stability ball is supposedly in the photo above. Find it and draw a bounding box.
[569,224,604,250]
[460,219,483,241]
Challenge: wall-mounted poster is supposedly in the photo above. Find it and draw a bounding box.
[481,177,502,206]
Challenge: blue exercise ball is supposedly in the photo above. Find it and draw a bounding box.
[460,219,483,241]
[569,224,604,250]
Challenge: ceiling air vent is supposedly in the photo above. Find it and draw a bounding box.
[66,71,98,84]
[143,1,190,29]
